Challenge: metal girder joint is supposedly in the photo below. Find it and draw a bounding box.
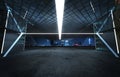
[96,9,119,58]
[1,3,23,57]
[5,4,22,32]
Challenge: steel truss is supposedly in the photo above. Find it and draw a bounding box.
[1,5,119,58]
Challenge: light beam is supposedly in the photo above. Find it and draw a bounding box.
[90,1,95,13]
[23,33,103,35]
[55,0,65,40]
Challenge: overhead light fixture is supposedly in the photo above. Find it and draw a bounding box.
[55,0,65,40]
[23,33,103,35]
[90,1,95,13]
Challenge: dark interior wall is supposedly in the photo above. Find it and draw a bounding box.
[0,0,7,53]
[0,0,6,28]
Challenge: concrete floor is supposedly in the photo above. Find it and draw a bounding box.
[0,47,120,77]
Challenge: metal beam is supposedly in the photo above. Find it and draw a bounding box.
[5,4,22,32]
[2,4,24,57]
[3,33,23,57]
[23,33,103,35]
[111,10,120,54]
[97,14,110,33]
[96,33,119,58]
[1,10,10,54]
[23,11,28,19]
[9,11,22,32]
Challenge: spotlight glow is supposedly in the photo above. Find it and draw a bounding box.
[55,0,65,40]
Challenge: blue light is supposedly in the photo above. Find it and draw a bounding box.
[65,40,68,42]
[88,38,91,45]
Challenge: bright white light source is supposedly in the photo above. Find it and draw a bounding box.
[88,38,91,45]
[90,1,95,13]
[23,33,103,35]
[55,0,65,40]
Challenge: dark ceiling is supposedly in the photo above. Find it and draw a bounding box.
[4,0,115,33]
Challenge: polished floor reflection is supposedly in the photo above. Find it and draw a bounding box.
[0,47,120,77]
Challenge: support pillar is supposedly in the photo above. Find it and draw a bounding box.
[0,0,7,55]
